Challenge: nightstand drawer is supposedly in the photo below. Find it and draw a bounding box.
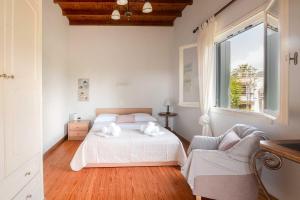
[69,130,87,137]
[69,122,89,131]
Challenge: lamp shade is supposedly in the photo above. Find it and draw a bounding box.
[143,1,153,13]
[117,0,128,5]
[111,9,121,20]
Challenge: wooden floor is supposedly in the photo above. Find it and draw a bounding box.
[44,140,196,200]
[44,140,270,200]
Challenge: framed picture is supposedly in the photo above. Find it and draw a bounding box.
[78,79,89,101]
[179,44,200,107]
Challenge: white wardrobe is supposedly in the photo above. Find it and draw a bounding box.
[0,0,43,199]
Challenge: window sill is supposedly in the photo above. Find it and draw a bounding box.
[210,107,277,123]
[178,102,200,108]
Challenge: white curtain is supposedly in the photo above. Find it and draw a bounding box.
[197,17,216,136]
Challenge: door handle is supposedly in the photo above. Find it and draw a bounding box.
[289,52,298,65]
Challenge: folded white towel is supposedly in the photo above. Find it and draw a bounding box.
[94,131,110,138]
[110,122,121,137]
[140,122,165,137]
[94,123,121,137]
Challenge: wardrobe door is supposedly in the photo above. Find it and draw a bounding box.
[3,0,42,175]
[0,0,5,182]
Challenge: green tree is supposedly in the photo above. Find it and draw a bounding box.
[230,64,258,110]
[230,77,243,109]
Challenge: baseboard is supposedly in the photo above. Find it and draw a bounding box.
[43,135,68,160]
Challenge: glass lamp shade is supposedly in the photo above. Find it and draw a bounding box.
[117,0,128,5]
[143,1,153,13]
[111,10,121,20]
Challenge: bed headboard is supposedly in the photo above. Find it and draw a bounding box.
[96,108,152,116]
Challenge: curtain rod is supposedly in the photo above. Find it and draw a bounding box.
[193,0,237,34]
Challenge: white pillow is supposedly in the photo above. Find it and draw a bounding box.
[94,114,118,123]
[133,113,157,122]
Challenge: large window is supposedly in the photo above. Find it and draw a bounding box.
[216,13,279,115]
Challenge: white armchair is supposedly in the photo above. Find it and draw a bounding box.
[182,124,265,200]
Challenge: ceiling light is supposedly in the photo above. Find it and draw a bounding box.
[117,0,128,5]
[111,9,121,20]
[143,1,153,13]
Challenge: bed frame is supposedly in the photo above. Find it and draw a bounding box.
[87,108,179,168]
[96,108,152,116]
[86,161,178,168]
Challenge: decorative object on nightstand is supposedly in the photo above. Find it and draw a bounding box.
[164,99,175,114]
[159,112,177,131]
[70,113,81,121]
[68,120,90,140]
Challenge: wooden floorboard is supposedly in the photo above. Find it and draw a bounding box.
[44,141,196,200]
[44,140,271,200]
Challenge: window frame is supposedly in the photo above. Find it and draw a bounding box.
[213,11,278,119]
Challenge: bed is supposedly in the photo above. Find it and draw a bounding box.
[70,108,187,171]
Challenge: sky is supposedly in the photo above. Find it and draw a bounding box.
[228,23,264,71]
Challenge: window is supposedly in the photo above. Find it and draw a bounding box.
[216,14,279,115]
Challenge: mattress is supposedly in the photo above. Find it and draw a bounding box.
[70,122,187,171]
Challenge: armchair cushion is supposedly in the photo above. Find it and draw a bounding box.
[218,130,241,151]
[187,135,223,154]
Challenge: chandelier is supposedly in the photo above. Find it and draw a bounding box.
[111,0,153,20]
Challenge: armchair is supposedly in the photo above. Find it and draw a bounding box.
[182,124,265,200]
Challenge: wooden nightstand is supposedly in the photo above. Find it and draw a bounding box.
[159,112,177,131]
[68,120,90,140]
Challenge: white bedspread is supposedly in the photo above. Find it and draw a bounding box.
[70,122,187,171]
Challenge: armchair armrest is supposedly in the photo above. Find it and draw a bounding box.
[188,135,223,154]
[182,149,253,189]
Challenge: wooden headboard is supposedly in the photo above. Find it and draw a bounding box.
[96,108,152,116]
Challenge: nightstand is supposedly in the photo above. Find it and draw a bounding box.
[68,120,90,140]
[159,112,177,131]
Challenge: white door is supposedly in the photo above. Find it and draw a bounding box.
[0,0,5,181]
[3,0,42,175]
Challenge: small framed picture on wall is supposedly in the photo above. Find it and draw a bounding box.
[78,78,89,101]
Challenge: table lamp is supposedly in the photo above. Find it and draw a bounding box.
[164,99,174,114]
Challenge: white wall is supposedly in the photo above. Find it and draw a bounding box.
[43,5,175,151]
[173,0,300,199]
[67,26,174,123]
[42,0,69,152]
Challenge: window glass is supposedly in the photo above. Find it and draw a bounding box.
[265,0,280,115]
[216,23,265,112]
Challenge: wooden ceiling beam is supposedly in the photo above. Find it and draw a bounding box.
[54,0,193,26]
[63,9,182,17]
[57,3,187,11]
[69,19,174,26]
[56,2,189,8]
[54,0,192,4]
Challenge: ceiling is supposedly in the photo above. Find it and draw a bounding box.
[54,0,193,26]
